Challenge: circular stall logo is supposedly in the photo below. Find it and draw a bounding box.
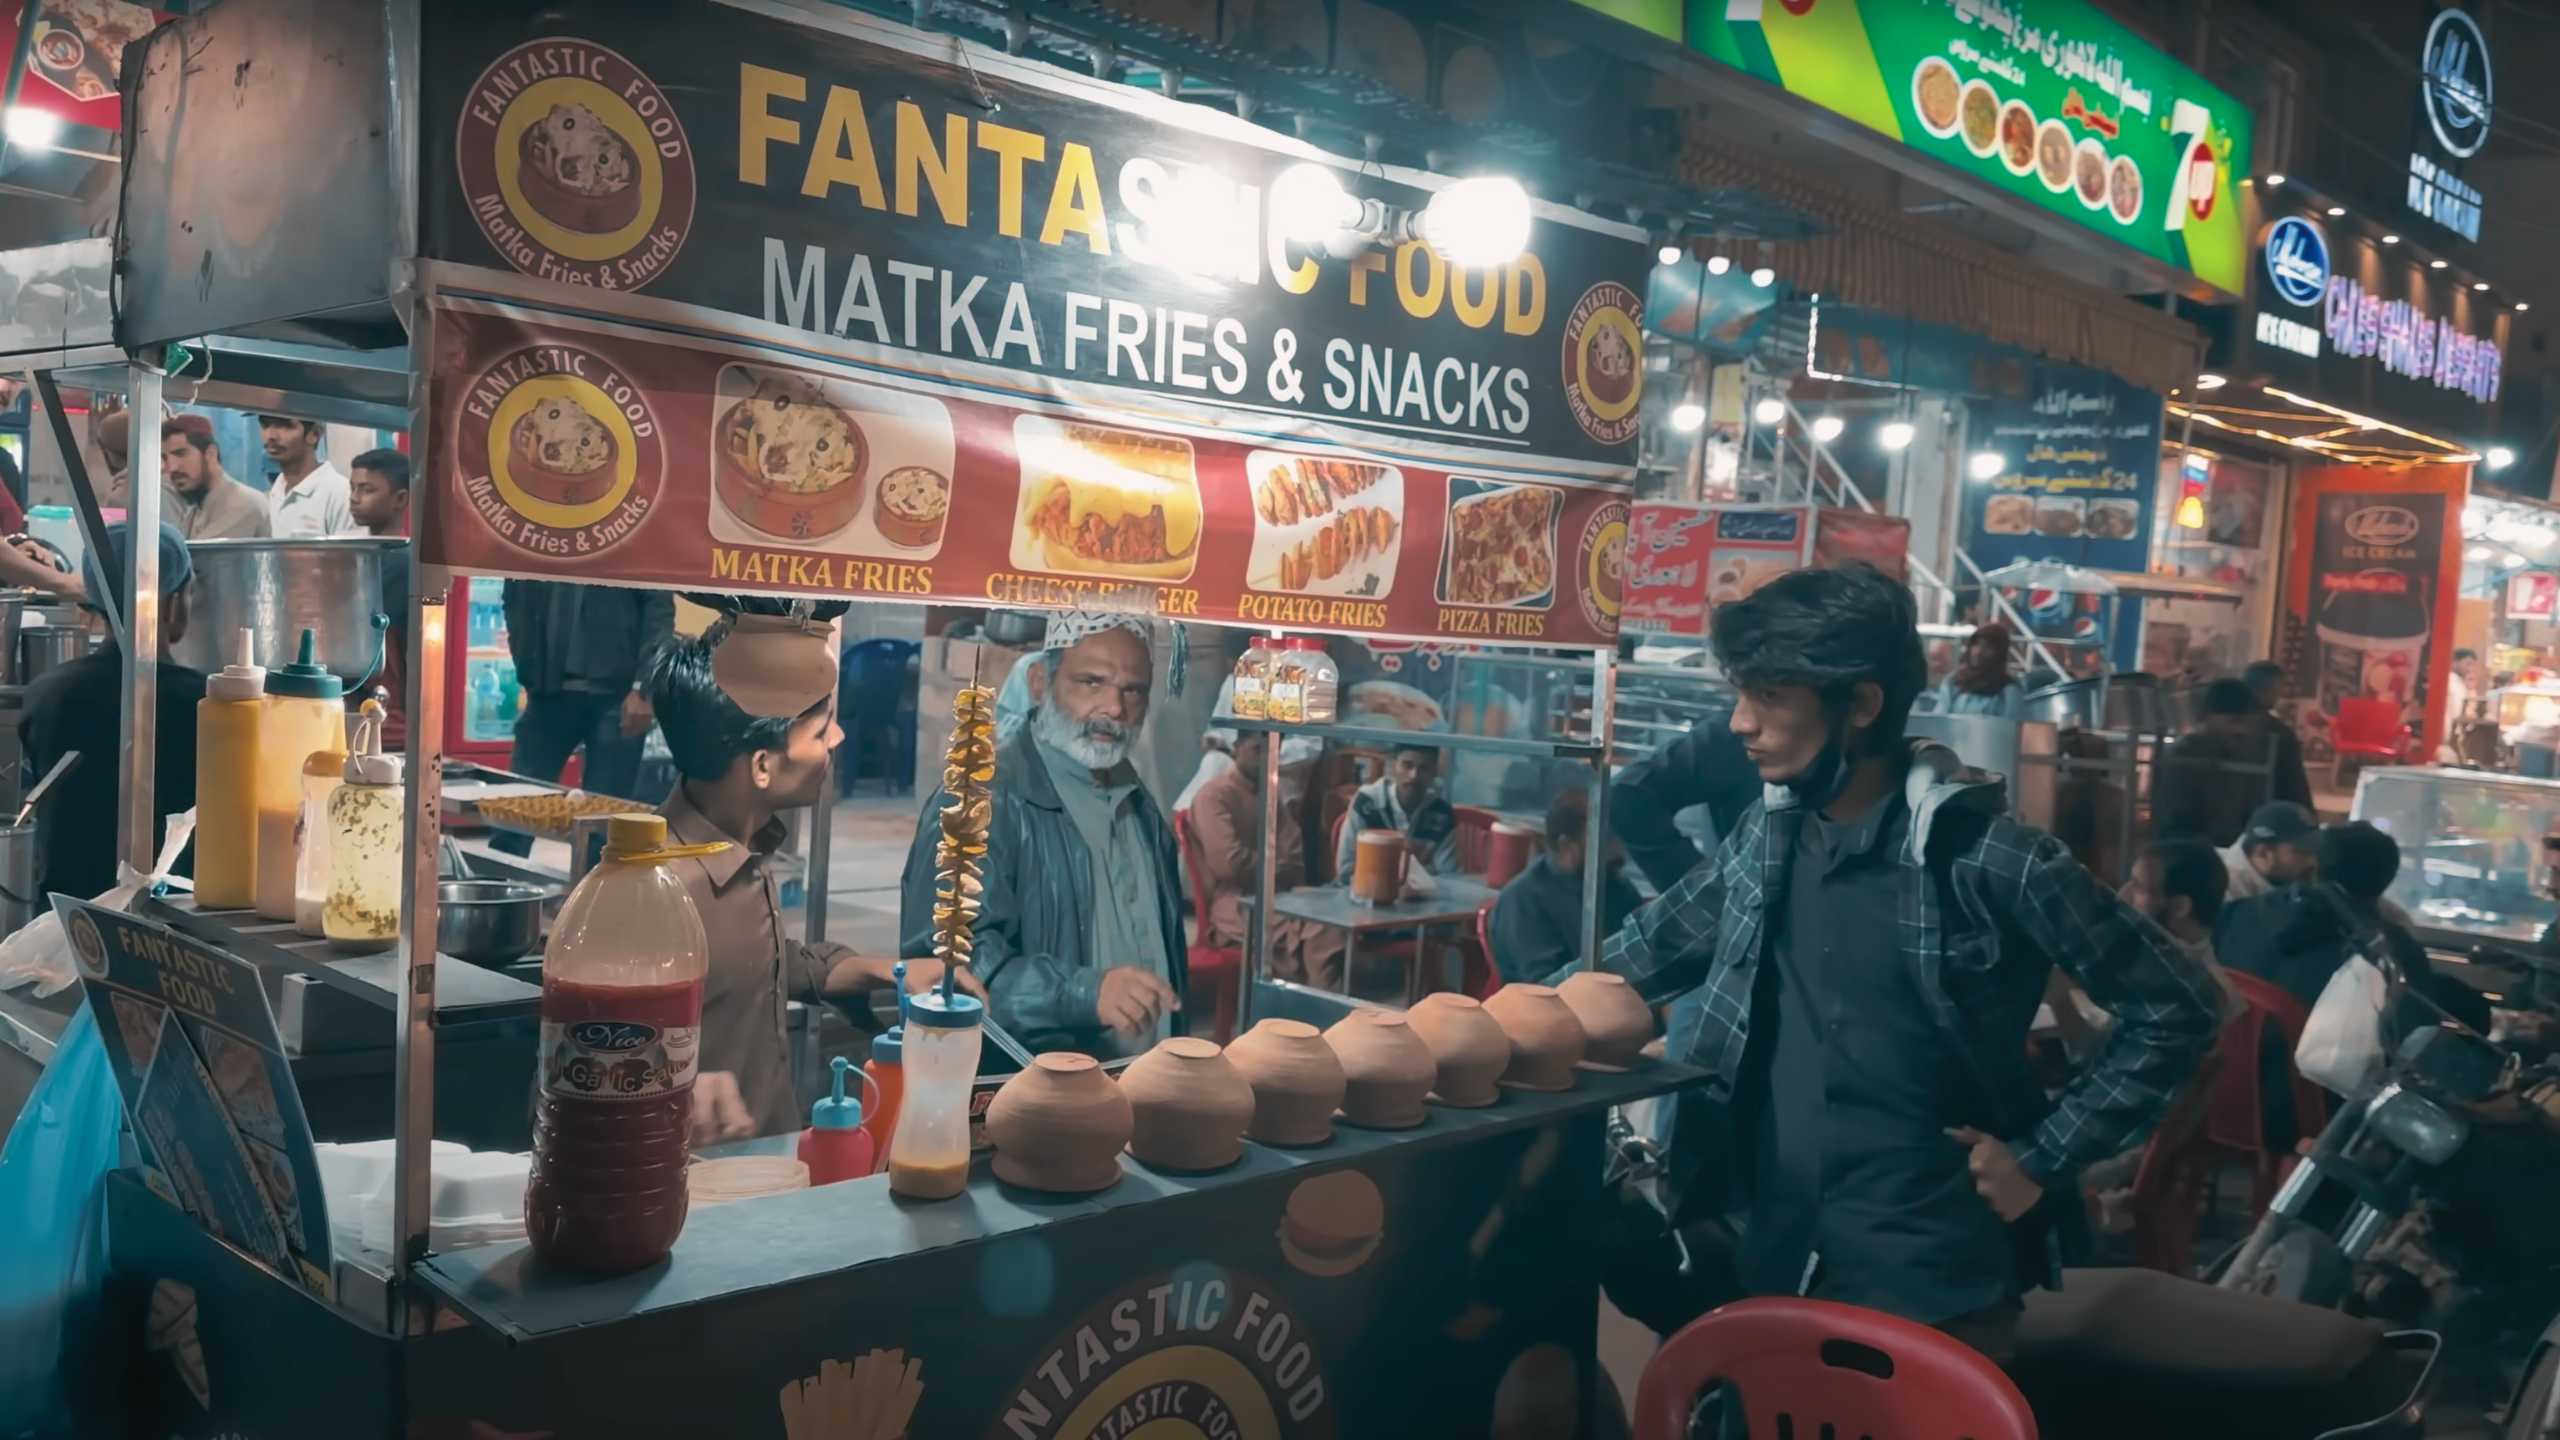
[452,343,667,561]
[1562,282,1644,446]
[1576,500,1629,636]
[987,1268,1337,1440]
[2422,8,2493,159]
[455,38,696,290]
[2262,217,2330,309]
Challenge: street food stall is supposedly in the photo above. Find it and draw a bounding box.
[17,1,1701,1434]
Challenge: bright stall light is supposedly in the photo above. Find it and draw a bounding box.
[2381,234,2401,245]
[2325,206,2346,217]
[1270,164,1359,245]
[1810,415,1845,443]
[2,106,61,152]
[2175,494,2207,529]
[1749,266,1776,288]
[2488,446,2517,471]
[1705,255,1732,276]
[2475,281,2492,292]
[2518,302,2533,313]
[1968,450,2006,481]
[2469,544,2496,563]
[1751,397,1786,426]
[1658,243,1683,266]
[2430,259,2449,270]
[2523,525,2555,551]
[1419,176,1531,269]
[2504,553,2528,568]
[2194,373,2228,391]
[2265,173,2287,187]
[1669,401,1706,433]
[1878,420,1916,452]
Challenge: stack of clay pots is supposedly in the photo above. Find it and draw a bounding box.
[986,1053,1130,1193]
[1119,1036,1256,1172]
[1482,984,1587,1091]
[1323,1010,1435,1129]
[1224,1018,1347,1146]
[1405,993,1511,1107]
[1557,971,1654,1066]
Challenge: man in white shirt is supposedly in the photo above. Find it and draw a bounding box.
[257,415,357,537]
[2217,800,2321,903]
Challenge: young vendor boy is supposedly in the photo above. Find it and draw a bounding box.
[649,599,982,1142]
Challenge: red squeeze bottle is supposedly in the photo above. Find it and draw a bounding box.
[798,1056,875,1185]
[858,1026,906,1174]
[525,815,721,1274]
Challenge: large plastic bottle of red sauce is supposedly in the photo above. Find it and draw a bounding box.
[524,813,724,1274]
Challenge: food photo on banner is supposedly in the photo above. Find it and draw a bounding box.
[415,0,1648,647]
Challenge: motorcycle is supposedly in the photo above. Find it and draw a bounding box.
[2217,925,2560,1437]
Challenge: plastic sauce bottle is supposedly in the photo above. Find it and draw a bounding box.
[798,1056,875,1186]
[1231,634,1277,721]
[322,712,404,952]
[293,704,358,937]
[194,631,266,910]
[256,629,347,920]
[858,1026,905,1176]
[525,814,725,1274]
[1300,639,1340,724]
[886,988,983,1200]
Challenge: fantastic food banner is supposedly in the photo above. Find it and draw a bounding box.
[421,286,1630,648]
[417,0,1651,479]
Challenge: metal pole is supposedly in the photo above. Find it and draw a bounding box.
[1582,649,1616,971]
[121,364,163,879]
[805,753,834,944]
[1246,712,1280,1031]
[393,583,448,1288]
[28,371,122,649]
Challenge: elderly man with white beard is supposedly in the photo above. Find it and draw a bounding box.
[899,611,1188,1057]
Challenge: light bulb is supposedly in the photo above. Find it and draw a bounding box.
[2266,173,2287,186]
[2381,234,2400,245]
[1270,164,1357,245]
[1879,420,1916,452]
[1752,398,1786,426]
[1968,451,2006,481]
[2431,259,2449,270]
[1658,243,1682,266]
[2325,206,2345,217]
[1811,416,1844,442]
[2475,281,2491,292]
[2504,553,2527,569]
[2469,544,2496,563]
[2176,494,2206,529]
[2488,446,2517,470]
[1705,255,1731,276]
[1420,176,1531,269]
[2518,302,2532,312]
[1670,402,1706,433]
[1749,266,1776,288]
[2194,373,2228,391]
[2,106,61,152]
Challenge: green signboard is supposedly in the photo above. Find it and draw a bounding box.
[1689,0,2254,296]
[1572,0,1684,40]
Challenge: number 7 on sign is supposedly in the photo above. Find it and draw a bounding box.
[2165,99,2216,233]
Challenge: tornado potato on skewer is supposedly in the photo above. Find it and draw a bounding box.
[931,685,997,979]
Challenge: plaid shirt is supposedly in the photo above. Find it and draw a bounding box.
[1598,753,2220,1189]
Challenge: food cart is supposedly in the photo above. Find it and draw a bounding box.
[22,2,1699,1434]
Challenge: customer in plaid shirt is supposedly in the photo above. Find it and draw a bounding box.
[1580,564,2219,1356]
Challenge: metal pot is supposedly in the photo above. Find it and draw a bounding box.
[0,589,30,685]
[171,537,406,687]
[0,821,34,937]
[2019,676,2105,730]
[15,622,88,686]
[2103,672,2167,733]
[436,879,552,966]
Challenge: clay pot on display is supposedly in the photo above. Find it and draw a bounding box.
[1121,1037,1255,1172]
[1324,1010,1436,1129]
[1225,1019,1347,1147]
[1405,993,1511,1108]
[1557,972,1654,1067]
[1482,984,1587,1092]
[986,1052,1131,1194]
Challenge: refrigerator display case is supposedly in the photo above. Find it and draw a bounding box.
[2351,765,2560,948]
[444,575,518,766]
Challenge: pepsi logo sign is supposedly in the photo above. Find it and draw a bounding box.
[2344,505,2422,547]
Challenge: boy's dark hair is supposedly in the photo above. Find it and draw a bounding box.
[2202,678,2257,716]
[1709,562,1927,753]
[351,447,411,493]
[2242,660,2284,691]
[2144,838,2228,928]
[1544,788,1589,847]
[650,594,849,781]
[2319,821,2401,901]
[2454,648,2477,663]
[1392,742,1440,762]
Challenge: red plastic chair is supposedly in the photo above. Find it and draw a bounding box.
[1170,810,1241,1043]
[2210,970,2328,1207]
[1452,804,1498,873]
[1635,1297,2039,1440]
[2330,697,2411,786]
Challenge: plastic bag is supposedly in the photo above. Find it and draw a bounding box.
[0,810,195,998]
[0,1006,122,1432]
[2297,952,2389,1098]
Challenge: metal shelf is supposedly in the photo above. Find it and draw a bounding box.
[1226,715,1602,759]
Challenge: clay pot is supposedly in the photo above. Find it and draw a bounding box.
[1482,984,1587,1092]
[1121,1037,1255,1172]
[987,1053,1131,1193]
[1225,1019,1347,1147]
[1325,1010,1436,1129]
[1405,993,1511,1108]
[1557,972,1654,1067]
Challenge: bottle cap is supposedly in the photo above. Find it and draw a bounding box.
[266,628,345,700]
[871,1025,903,1066]
[208,629,266,701]
[342,710,404,786]
[598,813,731,865]
[907,988,984,1028]
[810,1055,864,1130]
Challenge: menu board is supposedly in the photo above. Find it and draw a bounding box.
[1963,365,2164,574]
[421,289,1630,649]
[63,899,332,1298]
[1690,0,2254,295]
[1621,504,1810,638]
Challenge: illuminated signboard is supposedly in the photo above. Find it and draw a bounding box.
[2324,277,2500,404]
[2406,8,2491,243]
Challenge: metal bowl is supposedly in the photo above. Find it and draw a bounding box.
[436,879,552,966]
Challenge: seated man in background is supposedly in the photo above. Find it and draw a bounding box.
[2218,800,2321,904]
[2218,820,2492,1037]
[1334,742,1457,882]
[2152,678,2267,847]
[2051,839,2247,1060]
[1187,731,1343,989]
[1489,789,1641,982]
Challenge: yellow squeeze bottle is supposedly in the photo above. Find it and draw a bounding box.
[193,630,266,910]
[254,630,348,921]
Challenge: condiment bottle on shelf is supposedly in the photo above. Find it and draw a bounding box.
[322,711,404,952]
[194,630,266,910]
[293,701,360,937]
[256,629,346,920]
[526,814,721,1274]
[798,1056,875,1186]
[1299,639,1340,724]
[1267,637,1307,724]
[886,984,983,1200]
[1231,633,1277,721]
[859,1025,905,1177]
